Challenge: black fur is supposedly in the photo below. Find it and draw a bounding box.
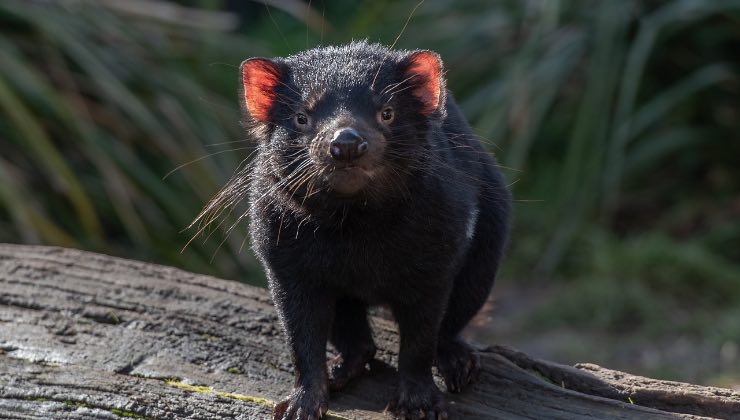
[234,42,510,420]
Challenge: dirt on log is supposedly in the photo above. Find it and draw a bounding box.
[1,244,739,419]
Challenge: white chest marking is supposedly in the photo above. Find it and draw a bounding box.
[465,206,479,240]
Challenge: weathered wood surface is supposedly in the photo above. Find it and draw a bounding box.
[1,244,738,419]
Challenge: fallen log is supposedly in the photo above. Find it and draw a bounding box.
[0,244,738,419]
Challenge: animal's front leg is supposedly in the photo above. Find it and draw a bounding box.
[271,282,334,420]
[388,296,449,420]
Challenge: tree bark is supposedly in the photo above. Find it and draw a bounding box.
[1,244,738,419]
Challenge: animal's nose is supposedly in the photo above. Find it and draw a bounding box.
[329,128,368,162]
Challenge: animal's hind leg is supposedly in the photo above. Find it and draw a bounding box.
[437,183,509,393]
[328,297,376,391]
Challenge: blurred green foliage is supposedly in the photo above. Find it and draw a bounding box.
[0,0,264,279]
[1,0,739,351]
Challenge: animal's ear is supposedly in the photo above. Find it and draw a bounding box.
[400,51,445,115]
[240,58,284,123]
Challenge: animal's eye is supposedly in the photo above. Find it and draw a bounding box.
[379,107,394,124]
[294,113,309,126]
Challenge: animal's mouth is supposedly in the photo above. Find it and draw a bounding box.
[326,166,372,196]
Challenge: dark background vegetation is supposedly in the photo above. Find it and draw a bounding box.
[1,0,738,388]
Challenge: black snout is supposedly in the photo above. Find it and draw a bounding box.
[329,128,368,162]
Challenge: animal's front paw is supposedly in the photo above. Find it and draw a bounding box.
[273,386,328,420]
[386,378,448,420]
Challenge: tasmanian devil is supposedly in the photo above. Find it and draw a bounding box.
[232,41,510,419]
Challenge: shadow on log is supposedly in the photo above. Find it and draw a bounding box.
[1,244,739,419]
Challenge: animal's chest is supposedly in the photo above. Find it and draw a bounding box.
[289,212,467,301]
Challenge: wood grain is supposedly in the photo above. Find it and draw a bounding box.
[1,244,738,419]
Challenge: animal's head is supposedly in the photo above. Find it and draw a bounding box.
[240,42,446,204]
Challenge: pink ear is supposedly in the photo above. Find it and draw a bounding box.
[403,51,442,115]
[241,58,282,122]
